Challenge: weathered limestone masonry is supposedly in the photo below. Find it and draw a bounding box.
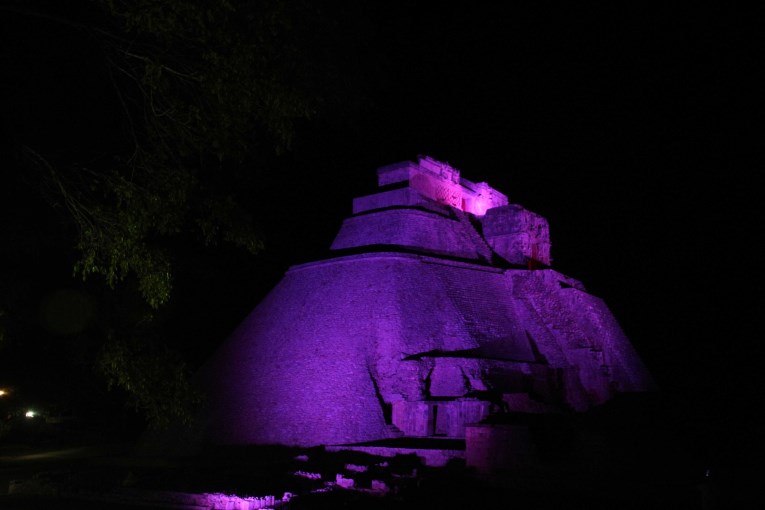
[197,156,655,462]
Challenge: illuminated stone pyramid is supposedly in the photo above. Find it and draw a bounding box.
[197,156,655,448]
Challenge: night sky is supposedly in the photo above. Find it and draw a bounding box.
[1,1,760,468]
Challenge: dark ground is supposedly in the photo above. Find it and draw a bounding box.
[1,394,760,509]
[0,440,728,510]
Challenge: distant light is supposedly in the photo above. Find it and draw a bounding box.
[25,410,35,418]
[0,390,6,396]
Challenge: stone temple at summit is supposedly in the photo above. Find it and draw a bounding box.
[196,156,656,455]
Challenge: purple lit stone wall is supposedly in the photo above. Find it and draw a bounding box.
[482,204,552,266]
[196,156,656,448]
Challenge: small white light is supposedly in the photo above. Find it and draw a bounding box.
[0,390,6,396]
[25,410,35,418]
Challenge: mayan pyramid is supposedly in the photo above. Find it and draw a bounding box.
[196,156,655,448]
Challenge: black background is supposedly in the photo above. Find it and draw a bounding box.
[1,1,761,475]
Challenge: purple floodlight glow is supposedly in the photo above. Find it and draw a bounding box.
[155,492,288,509]
[371,156,508,217]
[196,156,655,451]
